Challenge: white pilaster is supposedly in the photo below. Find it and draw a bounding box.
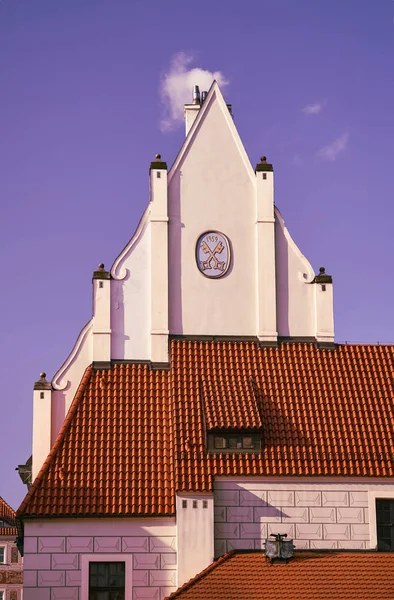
[92,264,111,363]
[32,373,52,481]
[176,493,214,587]
[256,158,278,344]
[314,268,335,344]
[150,156,169,364]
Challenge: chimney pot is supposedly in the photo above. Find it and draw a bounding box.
[192,85,201,105]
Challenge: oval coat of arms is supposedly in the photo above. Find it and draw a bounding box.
[196,231,231,278]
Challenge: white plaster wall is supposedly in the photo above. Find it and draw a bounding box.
[168,91,257,336]
[23,518,176,600]
[111,221,151,361]
[213,477,394,556]
[275,209,316,338]
[176,493,214,587]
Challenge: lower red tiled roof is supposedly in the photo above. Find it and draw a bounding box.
[0,527,17,536]
[165,551,394,599]
[18,341,394,517]
[0,496,16,525]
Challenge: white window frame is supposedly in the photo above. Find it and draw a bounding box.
[80,553,133,600]
[0,545,6,564]
[368,490,394,550]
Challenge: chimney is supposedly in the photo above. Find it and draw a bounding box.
[265,533,294,564]
[184,85,202,136]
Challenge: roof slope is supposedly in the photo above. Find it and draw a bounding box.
[164,551,394,599]
[18,365,174,517]
[18,340,394,517]
[0,496,16,525]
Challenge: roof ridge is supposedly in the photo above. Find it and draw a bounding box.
[16,366,93,518]
[164,551,236,599]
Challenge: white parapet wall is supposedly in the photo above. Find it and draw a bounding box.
[176,493,214,588]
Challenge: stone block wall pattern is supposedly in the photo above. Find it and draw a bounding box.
[213,479,394,556]
[23,519,177,600]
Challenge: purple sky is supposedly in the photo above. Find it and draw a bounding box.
[1,0,394,510]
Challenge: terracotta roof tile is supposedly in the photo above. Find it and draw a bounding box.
[0,527,17,537]
[18,365,173,517]
[18,341,394,517]
[164,551,394,599]
[0,496,16,525]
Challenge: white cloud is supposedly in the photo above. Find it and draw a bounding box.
[159,52,229,132]
[302,103,322,115]
[317,132,349,162]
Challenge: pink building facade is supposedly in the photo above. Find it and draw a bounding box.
[0,497,23,600]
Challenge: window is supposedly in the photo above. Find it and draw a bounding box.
[0,591,4,600]
[0,547,5,563]
[376,499,394,551]
[11,546,19,563]
[210,433,261,453]
[89,562,125,600]
[203,500,208,509]
[192,500,198,509]
[182,500,187,508]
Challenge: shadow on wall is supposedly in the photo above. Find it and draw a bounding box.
[275,217,290,338]
[51,391,66,446]
[169,170,183,335]
[111,274,128,359]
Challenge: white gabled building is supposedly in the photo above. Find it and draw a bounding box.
[17,83,394,600]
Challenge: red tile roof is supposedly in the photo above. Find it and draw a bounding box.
[0,527,17,537]
[202,372,262,430]
[0,497,16,525]
[164,551,394,599]
[18,341,394,517]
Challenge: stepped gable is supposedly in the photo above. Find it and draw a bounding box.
[164,551,394,599]
[18,340,394,518]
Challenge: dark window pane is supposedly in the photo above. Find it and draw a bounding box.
[243,436,253,448]
[89,562,125,599]
[215,437,226,449]
[376,500,394,551]
[228,437,238,449]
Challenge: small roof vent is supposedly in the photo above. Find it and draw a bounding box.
[265,533,294,564]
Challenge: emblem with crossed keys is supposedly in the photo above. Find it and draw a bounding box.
[200,240,226,271]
